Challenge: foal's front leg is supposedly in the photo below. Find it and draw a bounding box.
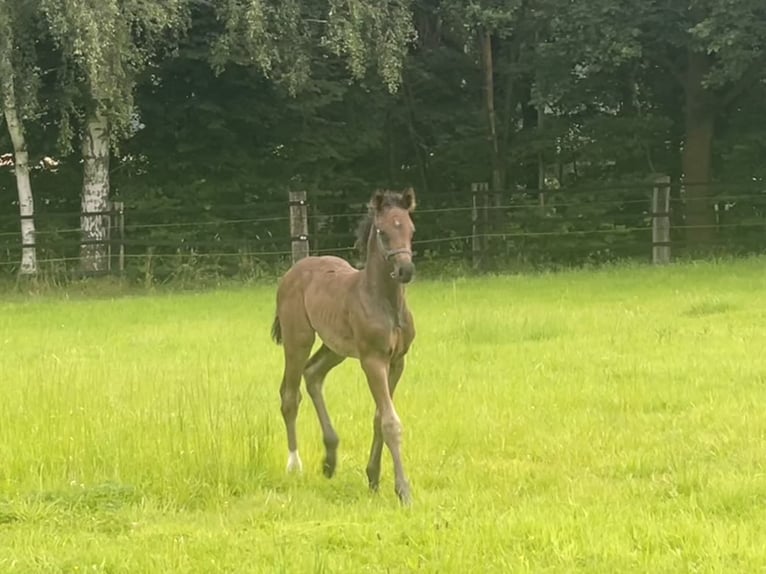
[361,353,411,505]
[366,356,404,492]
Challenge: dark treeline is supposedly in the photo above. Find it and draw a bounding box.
[1,0,765,278]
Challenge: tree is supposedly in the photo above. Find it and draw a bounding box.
[41,0,190,273]
[662,0,766,245]
[0,0,42,275]
[436,0,529,195]
[543,0,766,245]
[211,0,416,97]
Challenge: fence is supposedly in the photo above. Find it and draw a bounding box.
[1,179,766,280]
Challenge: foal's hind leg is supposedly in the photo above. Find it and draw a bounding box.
[366,356,404,492]
[304,344,346,477]
[279,330,315,473]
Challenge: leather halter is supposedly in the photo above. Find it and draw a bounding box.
[375,227,412,260]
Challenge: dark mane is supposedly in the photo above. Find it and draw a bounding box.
[354,214,374,260]
[353,190,410,259]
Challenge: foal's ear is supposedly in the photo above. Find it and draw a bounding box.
[370,189,386,212]
[402,187,417,212]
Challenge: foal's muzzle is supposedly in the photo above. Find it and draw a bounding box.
[388,252,414,284]
[376,228,414,283]
[395,261,414,283]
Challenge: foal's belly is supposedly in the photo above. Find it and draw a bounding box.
[304,294,359,358]
[309,311,359,358]
[298,257,360,357]
[318,330,360,359]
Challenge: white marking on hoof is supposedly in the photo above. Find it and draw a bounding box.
[286,450,303,473]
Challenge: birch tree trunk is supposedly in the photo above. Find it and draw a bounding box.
[1,70,37,275]
[80,109,111,274]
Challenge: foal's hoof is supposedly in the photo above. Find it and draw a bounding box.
[366,466,380,492]
[395,483,412,507]
[322,454,336,478]
[286,450,303,473]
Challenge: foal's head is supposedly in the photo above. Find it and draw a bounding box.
[358,187,417,284]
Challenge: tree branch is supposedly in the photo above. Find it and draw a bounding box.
[719,58,766,109]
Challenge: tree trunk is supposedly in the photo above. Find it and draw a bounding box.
[1,73,37,275]
[480,28,504,195]
[681,51,716,247]
[80,109,111,274]
[499,36,519,198]
[519,79,539,191]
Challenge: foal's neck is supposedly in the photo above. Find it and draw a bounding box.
[364,254,403,299]
[362,237,405,317]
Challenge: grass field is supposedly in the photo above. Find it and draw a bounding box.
[2,258,766,572]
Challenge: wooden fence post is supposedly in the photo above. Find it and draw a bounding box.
[471,183,479,268]
[471,182,489,269]
[471,183,481,269]
[652,175,671,264]
[538,151,546,216]
[480,182,489,244]
[107,201,126,274]
[311,201,320,256]
[114,201,125,274]
[106,203,112,272]
[289,190,309,263]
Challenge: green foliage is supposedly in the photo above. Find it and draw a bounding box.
[40,0,191,150]
[686,0,766,88]
[325,0,416,92]
[2,0,766,275]
[212,0,416,94]
[0,0,43,116]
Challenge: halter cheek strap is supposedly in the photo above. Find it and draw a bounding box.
[376,228,412,260]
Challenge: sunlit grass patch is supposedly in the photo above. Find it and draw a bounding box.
[1,257,766,571]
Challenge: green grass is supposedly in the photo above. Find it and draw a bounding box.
[2,257,766,572]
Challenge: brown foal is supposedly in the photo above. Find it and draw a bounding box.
[270,187,417,505]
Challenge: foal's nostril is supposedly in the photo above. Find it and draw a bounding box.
[398,265,414,283]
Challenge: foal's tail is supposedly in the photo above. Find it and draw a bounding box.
[270,313,283,345]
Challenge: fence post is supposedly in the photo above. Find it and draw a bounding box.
[652,175,671,264]
[538,152,546,216]
[471,183,480,268]
[480,182,489,245]
[289,190,309,263]
[471,182,490,269]
[311,201,319,256]
[107,201,125,274]
[114,201,125,274]
[106,203,112,272]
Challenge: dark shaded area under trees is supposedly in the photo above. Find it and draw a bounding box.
[2,0,766,281]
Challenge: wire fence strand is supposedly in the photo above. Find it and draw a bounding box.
[2,190,766,236]
[2,185,766,274]
[3,219,766,270]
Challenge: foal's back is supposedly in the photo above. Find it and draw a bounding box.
[276,255,361,356]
